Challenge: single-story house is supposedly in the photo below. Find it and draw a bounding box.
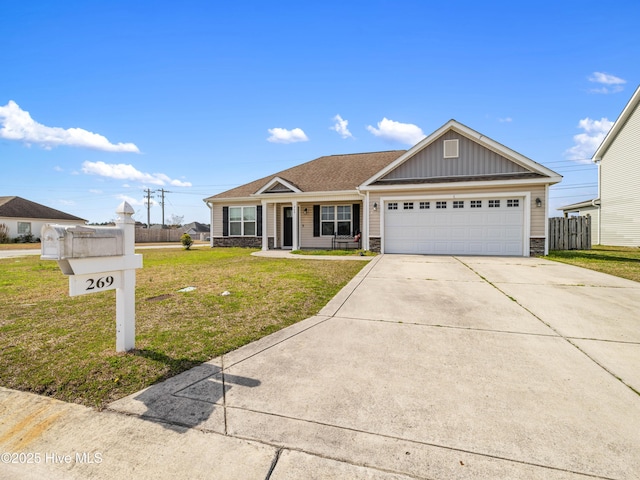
[204,120,562,256]
[0,196,86,241]
[182,221,210,240]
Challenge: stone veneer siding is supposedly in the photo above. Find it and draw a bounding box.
[369,237,381,253]
[529,238,546,257]
[213,237,262,248]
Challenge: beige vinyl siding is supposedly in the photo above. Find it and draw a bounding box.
[368,185,546,238]
[600,102,640,246]
[211,201,261,237]
[299,201,362,250]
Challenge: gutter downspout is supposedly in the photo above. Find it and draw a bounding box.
[204,200,214,248]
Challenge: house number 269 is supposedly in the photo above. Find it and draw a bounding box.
[86,276,115,291]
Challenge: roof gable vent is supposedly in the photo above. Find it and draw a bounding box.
[443,139,459,158]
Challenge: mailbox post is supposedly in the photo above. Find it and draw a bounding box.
[41,201,142,352]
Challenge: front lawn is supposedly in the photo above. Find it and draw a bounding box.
[0,248,365,408]
[546,245,640,283]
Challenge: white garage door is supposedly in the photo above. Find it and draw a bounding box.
[384,197,524,255]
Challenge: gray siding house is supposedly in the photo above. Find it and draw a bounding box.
[205,120,562,256]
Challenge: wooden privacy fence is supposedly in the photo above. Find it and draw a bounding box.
[548,216,591,250]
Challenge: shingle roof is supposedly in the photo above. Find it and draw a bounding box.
[207,150,406,200]
[0,196,86,222]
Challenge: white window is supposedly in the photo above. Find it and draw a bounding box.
[17,222,32,235]
[436,201,447,209]
[387,202,398,210]
[488,200,500,208]
[322,205,351,236]
[470,200,482,208]
[453,201,464,209]
[229,206,256,236]
[443,139,459,158]
[403,202,414,210]
[507,199,520,207]
[419,201,430,209]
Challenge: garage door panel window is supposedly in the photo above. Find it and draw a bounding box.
[388,202,398,210]
[470,200,482,208]
[453,201,464,209]
[322,205,352,236]
[507,199,520,207]
[419,202,430,209]
[436,201,447,209]
[488,200,500,208]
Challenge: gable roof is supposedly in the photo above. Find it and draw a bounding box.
[206,150,406,200]
[593,84,640,162]
[362,119,561,187]
[0,196,86,222]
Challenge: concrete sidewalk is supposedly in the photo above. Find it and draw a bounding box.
[2,255,639,479]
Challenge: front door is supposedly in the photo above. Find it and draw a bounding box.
[283,207,293,248]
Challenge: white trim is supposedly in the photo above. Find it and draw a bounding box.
[255,177,302,195]
[380,191,531,256]
[361,176,562,192]
[273,203,278,249]
[292,201,299,251]
[593,84,640,161]
[261,200,268,251]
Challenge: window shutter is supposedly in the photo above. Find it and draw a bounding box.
[313,205,320,237]
[256,205,262,236]
[352,204,360,235]
[222,206,229,236]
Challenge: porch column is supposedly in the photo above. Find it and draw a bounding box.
[363,192,370,250]
[273,203,278,249]
[292,201,299,250]
[261,200,268,251]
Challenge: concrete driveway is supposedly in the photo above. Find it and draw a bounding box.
[2,255,639,479]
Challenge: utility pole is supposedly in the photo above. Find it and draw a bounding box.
[158,188,171,228]
[144,189,155,228]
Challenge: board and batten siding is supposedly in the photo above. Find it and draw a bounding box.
[600,101,640,246]
[382,130,529,180]
[368,185,546,238]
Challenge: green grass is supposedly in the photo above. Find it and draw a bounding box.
[0,248,365,408]
[546,245,640,283]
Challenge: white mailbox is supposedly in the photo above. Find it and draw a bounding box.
[41,225,124,260]
[40,202,142,352]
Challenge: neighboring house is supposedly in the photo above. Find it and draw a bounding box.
[558,85,640,246]
[0,196,86,241]
[204,120,562,256]
[182,221,210,240]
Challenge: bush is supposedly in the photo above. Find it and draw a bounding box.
[181,233,194,250]
[0,223,9,244]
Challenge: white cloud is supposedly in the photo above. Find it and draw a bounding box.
[0,101,140,152]
[267,127,309,144]
[565,117,614,162]
[81,161,192,187]
[366,117,425,145]
[498,117,513,123]
[89,189,103,194]
[116,194,148,207]
[330,114,353,139]
[588,72,626,94]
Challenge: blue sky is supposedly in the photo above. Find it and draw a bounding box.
[1,1,639,224]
